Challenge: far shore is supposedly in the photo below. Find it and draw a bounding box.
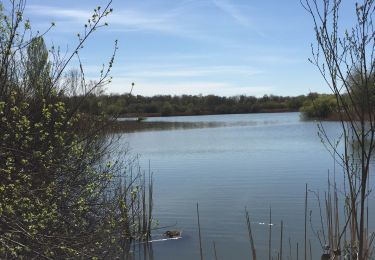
[119,108,296,118]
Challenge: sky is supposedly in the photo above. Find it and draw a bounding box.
[18,0,357,97]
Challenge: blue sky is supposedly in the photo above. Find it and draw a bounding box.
[20,0,355,97]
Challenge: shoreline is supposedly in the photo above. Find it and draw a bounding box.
[119,108,298,118]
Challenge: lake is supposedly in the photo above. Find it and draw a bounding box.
[119,112,374,259]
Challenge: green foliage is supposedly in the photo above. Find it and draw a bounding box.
[300,72,375,120]
[74,93,309,117]
[0,1,153,258]
[300,94,338,119]
[161,101,173,116]
[347,70,375,116]
[1,93,106,257]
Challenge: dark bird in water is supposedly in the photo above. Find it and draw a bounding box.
[163,230,181,238]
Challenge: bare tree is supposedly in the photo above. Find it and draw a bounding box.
[302,0,375,259]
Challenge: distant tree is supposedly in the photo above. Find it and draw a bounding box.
[286,95,306,110]
[300,94,337,119]
[25,37,52,98]
[347,69,375,116]
[161,101,173,116]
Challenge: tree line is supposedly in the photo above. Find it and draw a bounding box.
[71,93,311,117]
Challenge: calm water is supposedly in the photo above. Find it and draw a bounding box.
[119,112,374,260]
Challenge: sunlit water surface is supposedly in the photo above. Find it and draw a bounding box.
[118,112,374,260]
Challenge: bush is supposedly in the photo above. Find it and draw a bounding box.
[300,94,338,119]
[0,1,152,258]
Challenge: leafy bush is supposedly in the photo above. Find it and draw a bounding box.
[300,94,338,119]
[0,1,152,258]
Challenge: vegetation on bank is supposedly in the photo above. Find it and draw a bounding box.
[300,93,338,119]
[69,93,309,117]
[299,70,375,120]
[69,91,343,120]
[0,2,152,259]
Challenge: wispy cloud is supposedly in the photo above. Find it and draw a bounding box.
[27,4,192,36]
[210,0,267,37]
[211,0,251,27]
[27,5,91,21]
[109,10,181,34]
[26,2,263,43]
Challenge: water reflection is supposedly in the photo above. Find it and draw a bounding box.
[127,242,154,260]
[113,121,225,133]
[114,116,282,133]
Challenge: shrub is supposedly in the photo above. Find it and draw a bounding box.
[0,1,152,258]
